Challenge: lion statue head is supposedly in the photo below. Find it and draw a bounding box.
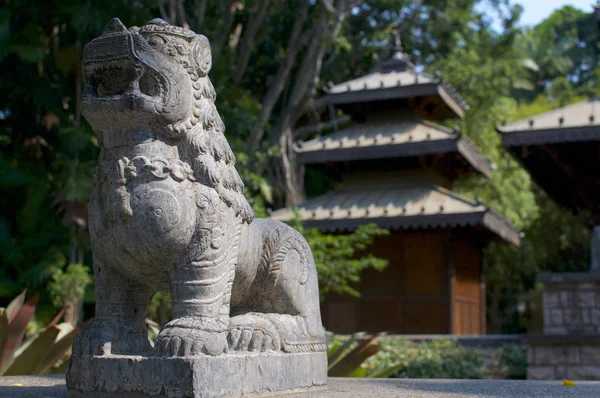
[82,18,253,223]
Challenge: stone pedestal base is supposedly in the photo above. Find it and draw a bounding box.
[66,352,327,398]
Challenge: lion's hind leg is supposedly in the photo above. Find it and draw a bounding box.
[229,219,326,353]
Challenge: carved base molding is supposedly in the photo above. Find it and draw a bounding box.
[66,352,327,398]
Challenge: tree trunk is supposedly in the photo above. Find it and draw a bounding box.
[212,1,243,61]
[64,292,83,327]
[159,2,170,23]
[175,0,190,28]
[196,0,208,32]
[273,111,306,206]
[488,289,502,333]
[169,0,177,24]
[233,0,271,84]
[270,0,350,206]
[247,0,311,148]
[229,23,243,50]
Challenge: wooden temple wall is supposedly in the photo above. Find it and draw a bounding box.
[322,229,485,335]
[451,236,485,335]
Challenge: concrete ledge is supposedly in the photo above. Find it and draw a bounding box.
[537,272,600,283]
[5,375,600,397]
[527,334,600,344]
[373,334,524,348]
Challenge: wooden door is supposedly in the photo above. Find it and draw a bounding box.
[400,232,448,334]
[451,237,483,335]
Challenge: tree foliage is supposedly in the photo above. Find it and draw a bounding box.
[289,211,389,300]
[0,1,157,301]
[432,5,595,332]
[47,263,92,326]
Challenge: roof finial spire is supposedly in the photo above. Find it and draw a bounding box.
[376,25,414,72]
[393,28,403,54]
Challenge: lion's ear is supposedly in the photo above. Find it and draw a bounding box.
[193,35,212,76]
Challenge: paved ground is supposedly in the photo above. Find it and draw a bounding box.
[1,375,599,397]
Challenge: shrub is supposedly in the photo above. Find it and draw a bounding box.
[364,338,484,379]
[499,344,527,379]
[327,332,404,378]
[47,263,92,325]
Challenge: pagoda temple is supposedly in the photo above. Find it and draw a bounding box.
[272,39,520,335]
[498,99,600,226]
[498,99,600,380]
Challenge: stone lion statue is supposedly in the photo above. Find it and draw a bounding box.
[69,17,325,361]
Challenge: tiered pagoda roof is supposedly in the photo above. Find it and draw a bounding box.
[295,113,492,178]
[275,36,519,246]
[271,173,520,245]
[499,99,600,145]
[498,99,600,217]
[311,41,468,119]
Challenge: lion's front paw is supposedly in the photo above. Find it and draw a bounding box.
[154,326,227,357]
[72,318,151,358]
[227,313,281,352]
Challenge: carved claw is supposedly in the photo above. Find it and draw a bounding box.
[227,314,281,352]
[154,327,227,356]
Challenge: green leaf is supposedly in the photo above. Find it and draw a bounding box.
[350,366,367,378]
[0,309,8,366]
[54,45,79,74]
[3,325,60,376]
[5,290,26,324]
[258,181,273,204]
[34,322,81,375]
[328,333,361,371]
[0,293,39,375]
[47,358,70,374]
[367,362,406,378]
[10,44,46,63]
[47,309,65,328]
[328,334,383,377]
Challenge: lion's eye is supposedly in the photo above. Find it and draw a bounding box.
[147,35,165,47]
[175,44,187,55]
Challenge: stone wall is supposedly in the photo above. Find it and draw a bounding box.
[528,339,600,380]
[528,272,600,380]
[541,273,600,335]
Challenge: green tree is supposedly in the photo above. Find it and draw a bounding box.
[48,263,92,326]
[515,6,599,99]
[0,1,156,302]
[288,212,389,300]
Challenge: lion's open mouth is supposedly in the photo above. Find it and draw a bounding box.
[85,59,165,102]
[81,18,170,108]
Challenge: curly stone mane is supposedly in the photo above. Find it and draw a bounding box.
[140,21,254,224]
[185,75,254,224]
